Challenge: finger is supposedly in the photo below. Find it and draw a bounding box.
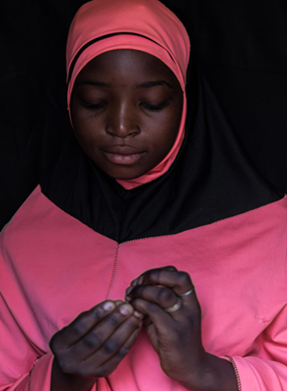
[50,301,116,349]
[133,269,194,298]
[80,311,143,369]
[131,266,178,286]
[126,285,178,311]
[69,303,142,361]
[86,322,142,378]
[130,298,173,329]
[128,270,200,323]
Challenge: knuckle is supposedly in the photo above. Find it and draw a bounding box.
[158,288,174,303]
[69,313,91,336]
[136,285,145,296]
[177,272,191,285]
[107,313,120,327]
[103,339,120,355]
[153,269,161,281]
[166,265,177,270]
[125,316,139,328]
[71,322,86,337]
[92,307,105,320]
[147,302,160,314]
[82,331,101,349]
[146,270,158,283]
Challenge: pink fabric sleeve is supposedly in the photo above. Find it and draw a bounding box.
[0,291,53,391]
[224,304,287,391]
[0,292,98,391]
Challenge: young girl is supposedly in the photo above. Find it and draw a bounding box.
[1,1,287,390]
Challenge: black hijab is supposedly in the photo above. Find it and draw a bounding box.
[41,1,283,243]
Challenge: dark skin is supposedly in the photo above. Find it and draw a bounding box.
[125,266,238,391]
[50,301,143,391]
[50,50,237,390]
[70,49,183,180]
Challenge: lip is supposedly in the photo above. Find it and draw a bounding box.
[102,146,146,166]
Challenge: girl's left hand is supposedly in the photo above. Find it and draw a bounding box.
[125,266,237,391]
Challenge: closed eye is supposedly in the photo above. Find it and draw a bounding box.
[79,100,170,111]
[80,100,106,109]
[143,101,170,111]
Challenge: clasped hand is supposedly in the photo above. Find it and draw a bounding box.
[125,266,207,389]
[50,266,233,391]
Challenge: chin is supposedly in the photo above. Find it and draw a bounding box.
[91,157,152,180]
[103,167,147,180]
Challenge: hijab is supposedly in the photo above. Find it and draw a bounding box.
[41,0,283,243]
[66,0,190,189]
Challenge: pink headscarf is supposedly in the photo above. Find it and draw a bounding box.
[66,0,190,189]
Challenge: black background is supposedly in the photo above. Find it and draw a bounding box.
[1,0,287,229]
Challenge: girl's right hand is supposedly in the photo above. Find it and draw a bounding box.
[49,300,143,391]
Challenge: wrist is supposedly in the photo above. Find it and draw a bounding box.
[180,353,238,391]
[51,359,96,391]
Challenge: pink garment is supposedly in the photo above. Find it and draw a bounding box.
[1,186,287,390]
[66,0,190,189]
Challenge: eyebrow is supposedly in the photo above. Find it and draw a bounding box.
[75,80,110,87]
[135,80,174,89]
[75,80,174,89]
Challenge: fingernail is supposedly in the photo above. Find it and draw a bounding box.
[103,301,115,311]
[134,311,142,318]
[119,304,132,315]
[126,287,133,295]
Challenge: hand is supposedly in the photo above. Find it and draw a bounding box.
[125,267,237,391]
[49,300,143,391]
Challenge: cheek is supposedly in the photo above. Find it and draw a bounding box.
[168,107,183,140]
[72,126,103,166]
[71,98,100,142]
[72,110,103,147]
[153,105,183,149]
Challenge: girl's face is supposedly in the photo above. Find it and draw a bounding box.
[71,49,183,179]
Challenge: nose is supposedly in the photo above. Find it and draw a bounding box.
[106,102,140,138]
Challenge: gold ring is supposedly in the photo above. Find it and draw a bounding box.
[165,298,182,313]
[178,289,194,297]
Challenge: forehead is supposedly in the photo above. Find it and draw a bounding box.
[75,49,180,85]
